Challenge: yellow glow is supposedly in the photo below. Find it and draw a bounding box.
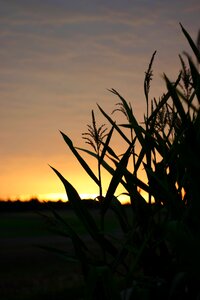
[38,193,67,201]
[2,145,150,204]
[13,190,132,204]
[38,192,131,204]
[140,190,155,203]
[38,192,99,201]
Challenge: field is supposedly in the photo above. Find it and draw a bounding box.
[0,208,122,300]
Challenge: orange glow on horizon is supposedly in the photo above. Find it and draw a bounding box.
[39,192,131,205]
[7,191,131,205]
[4,165,148,204]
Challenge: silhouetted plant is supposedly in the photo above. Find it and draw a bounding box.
[49,24,200,299]
[82,110,108,200]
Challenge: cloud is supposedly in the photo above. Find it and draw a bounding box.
[0,0,160,28]
[0,0,199,32]
[1,0,198,66]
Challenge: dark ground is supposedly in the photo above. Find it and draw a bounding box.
[0,211,86,300]
[0,202,124,299]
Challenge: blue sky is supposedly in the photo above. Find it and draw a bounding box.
[0,0,199,200]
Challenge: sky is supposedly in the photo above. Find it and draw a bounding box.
[0,0,199,201]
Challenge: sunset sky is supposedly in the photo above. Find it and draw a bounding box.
[0,0,199,201]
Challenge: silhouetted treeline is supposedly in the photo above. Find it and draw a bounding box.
[0,198,102,212]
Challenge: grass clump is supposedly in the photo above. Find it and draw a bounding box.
[49,24,200,299]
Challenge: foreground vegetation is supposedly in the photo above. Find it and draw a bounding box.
[0,214,84,300]
[0,208,129,300]
[49,24,200,299]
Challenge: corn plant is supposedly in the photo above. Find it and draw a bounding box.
[49,24,200,299]
[81,110,108,200]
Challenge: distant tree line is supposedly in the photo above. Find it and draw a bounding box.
[0,197,105,212]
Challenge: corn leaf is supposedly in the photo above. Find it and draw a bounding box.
[99,124,116,163]
[50,166,100,234]
[51,165,118,256]
[164,75,187,124]
[102,142,134,214]
[110,196,130,233]
[180,23,200,63]
[38,245,79,263]
[60,131,100,186]
[124,168,150,193]
[98,104,131,145]
[148,73,181,124]
[76,146,117,177]
[109,89,146,148]
[188,58,200,104]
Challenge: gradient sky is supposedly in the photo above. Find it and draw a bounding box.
[0,0,199,201]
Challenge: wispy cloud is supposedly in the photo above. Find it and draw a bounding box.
[0,0,161,28]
